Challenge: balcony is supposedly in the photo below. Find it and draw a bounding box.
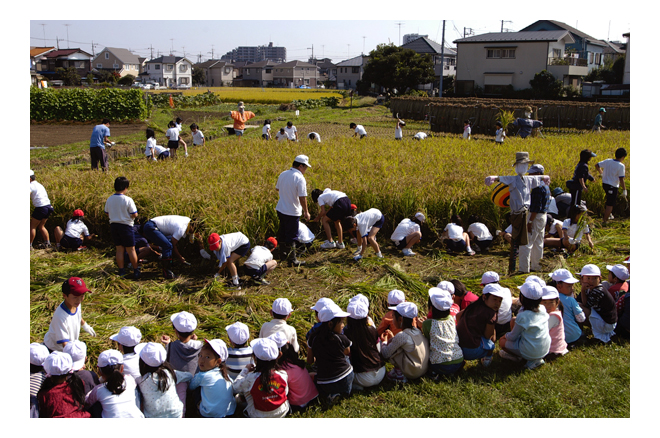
[547,57,588,78]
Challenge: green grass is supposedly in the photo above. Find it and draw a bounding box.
[30,102,629,418]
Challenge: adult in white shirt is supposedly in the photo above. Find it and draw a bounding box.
[285,121,298,141]
[413,132,427,140]
[311,188,353,250]
[275,155,311,266]
[142,215,195,279]
[308,132,321,142]
[595,147,627,223]
[30,170,54,248]
[390,212,425,256]
[350,123,367,139]
[348,208,385,260]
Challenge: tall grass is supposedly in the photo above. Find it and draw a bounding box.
[149,86,342,104]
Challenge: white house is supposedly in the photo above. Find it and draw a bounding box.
[142,56,193,87]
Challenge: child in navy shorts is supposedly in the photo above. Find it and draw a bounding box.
[104,177,140,279]
[30,170,55,249]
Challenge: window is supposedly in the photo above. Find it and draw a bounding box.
[352,67,360,73]
[155,64,160,70]
[181,77,189,84]
[179,64,187,72]
[97,63,103,68]
[246,69,250,76]
[167,64,173,71]
[589,52,594,63]
[265,68,272,74]
[553,49,562,58]
[487,49,515,59]
[113,64,119,69]
[105,52,109,59]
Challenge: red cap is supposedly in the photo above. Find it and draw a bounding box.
[73,209,84,217]
[350,204,357,210]
[63,277,91,296]
[208,233,221,251]
[266,237,278,248]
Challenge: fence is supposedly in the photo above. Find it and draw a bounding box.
[390,97,630,135]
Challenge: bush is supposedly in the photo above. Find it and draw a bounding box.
[148,91,222,108]
[118,74,136,86]
[30,87,149,121]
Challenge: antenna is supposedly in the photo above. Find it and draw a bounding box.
[395,22,404,45]
[40,23,46,45]
[170,39,174,55]
[63,24,70,48]
[362,36,366,54]
[501,20,513,32]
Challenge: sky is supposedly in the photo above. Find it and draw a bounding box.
[28,18,631,64]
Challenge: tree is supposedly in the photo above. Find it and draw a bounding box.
[529,69,563,99]
[192,67,206,86]
[118,74,135,86]
[56,67,81,86]
[362,44,435,95]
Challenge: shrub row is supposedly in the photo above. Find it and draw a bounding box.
[30,87,149,122]
[291,96,340,109]
[148,91,222,108]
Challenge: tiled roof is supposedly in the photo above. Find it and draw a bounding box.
[97,47,141,64]
[335,55,369,67]
[401,36,457,56]
[30,47,55,57]
[454,30,573,44]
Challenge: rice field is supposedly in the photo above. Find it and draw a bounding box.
[29,102,630,418]
[149,86,343,104]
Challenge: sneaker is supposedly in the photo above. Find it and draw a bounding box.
[353,247,362,256]
[386,368,408,383]
[525,359,545,370]
[481,356,493,367]
[467,249,476,256]
[133,268,141,280]
[118,268,127,277]
[335,242,345,249]
[353,255,363,262]
[163,269,176,279]
[402,248,415,256]
[76,246,87,251]
[320,240,337,249]
[228,284,242,291]
[499,350,523,362]
[608,214,615,220]
[376,252,383,258]
[253,276,270,285]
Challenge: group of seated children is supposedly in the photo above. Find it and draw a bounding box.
[145,119,205,160]
[33,257,629,417]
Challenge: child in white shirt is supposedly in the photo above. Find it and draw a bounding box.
[244,237,278,285]
[262,119,271,140]
[190,123,205,147]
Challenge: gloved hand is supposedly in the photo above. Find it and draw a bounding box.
[485,176,498,186]
[200,249,211,260]
[185,152,189,158]
[622,189,628,200]
[82,322,96,337]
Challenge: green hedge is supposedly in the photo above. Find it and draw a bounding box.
[30,87,149,122]
[148,91,222,108]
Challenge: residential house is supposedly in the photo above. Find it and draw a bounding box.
[273,60,320,88]
[335,55,369,90]
[400,36,456,91]
[453,30,579,95]
[195,59,235,87]
[519,20,607,72]
[30,47,55,86]
[234,60,278,87]
[39,48,93,79]
[92,47,142,79]
[310,58,336,87]
[143,56,193,87]
[600,40,626,64]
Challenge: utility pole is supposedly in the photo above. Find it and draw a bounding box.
[347,44,350,58]
[170,39,174,55]
[395,22,404,45]
[56,36,59,50]
[439,20,445,98]
[40,23,46,45]
[463,27,474,38]
[501,20,513,32]
[182,46,186,58]
[210,45,215,60]
[91,40,96,57]
[362,36,366,54]
[150,45,154,60]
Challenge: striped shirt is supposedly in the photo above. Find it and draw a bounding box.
[30,371,46,398]
[226,347,255,381]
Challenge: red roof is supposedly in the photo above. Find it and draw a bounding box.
[44,48,92,58]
